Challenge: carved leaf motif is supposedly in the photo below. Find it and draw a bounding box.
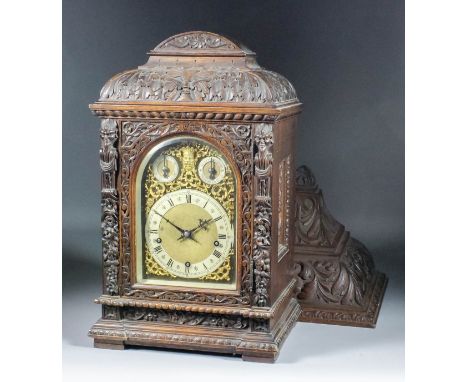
[99,68,297,104]
[123,307,249,329]
[294,167,343,247]
[295,239,376,307]
[158,33,236,50]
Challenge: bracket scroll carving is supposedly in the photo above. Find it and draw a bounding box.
[253,124,274,307]
[293,165,387,327]
[294,166,345,248]
[100,119,119,296]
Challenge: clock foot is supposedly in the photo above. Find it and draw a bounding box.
[241,354,276,363]
[94,339,125,350]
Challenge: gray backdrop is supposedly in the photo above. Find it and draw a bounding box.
[63,0,404,376]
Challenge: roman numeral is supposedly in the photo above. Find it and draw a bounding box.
[186,193,191,203]
[213,216,222,222]
[150,229,158,233]
[218,234,226,239]
[203,263,208,270]
[167,198,174,207]
[154,246,162,254]
[203,200,208,208]
[167,258,173,267]
[213,250,222,258]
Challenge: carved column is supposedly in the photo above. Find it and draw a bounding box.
[293,166,388,327]
[253,123,273,307]
[100,119,119,296]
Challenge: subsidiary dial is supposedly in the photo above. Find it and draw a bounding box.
[198,156,226,184]
[152,154,179,182]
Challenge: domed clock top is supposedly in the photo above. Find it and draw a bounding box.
[98,31,298,105]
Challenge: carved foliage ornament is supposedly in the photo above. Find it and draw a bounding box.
[119,121,253,305]
[156,32,237,50]
[294,165,343,247]
[253,124,274,307]
[123,307,249,329]
[100,68,297,104]
[293,166,377,308]
[294,239,375,307]
[100,119,119,295]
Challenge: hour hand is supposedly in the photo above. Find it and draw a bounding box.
[155,212,200,244]
[178,229,200,244]
[178,218,213,241]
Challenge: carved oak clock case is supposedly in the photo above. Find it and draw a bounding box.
[89,32,302,362]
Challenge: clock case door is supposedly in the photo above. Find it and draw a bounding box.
[130,133,243,294]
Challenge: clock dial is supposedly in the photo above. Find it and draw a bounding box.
[198,156,226,184]
[152,154,179,182]
[145,189,233,278]
[135,135,237,290]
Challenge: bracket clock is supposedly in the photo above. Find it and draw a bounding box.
[89,31,388,362]
[89,31,302,362]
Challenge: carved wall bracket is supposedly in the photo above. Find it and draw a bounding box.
[293,166,388,328]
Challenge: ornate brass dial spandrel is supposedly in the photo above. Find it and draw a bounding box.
[144,142,235,220]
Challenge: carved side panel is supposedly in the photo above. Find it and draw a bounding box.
[253,124,274,307]
[119,121,253,304]
[100,119,119,295]
[277,155,292,262]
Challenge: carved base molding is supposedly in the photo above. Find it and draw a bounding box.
[89,298,301,363]
[293,166,388,328]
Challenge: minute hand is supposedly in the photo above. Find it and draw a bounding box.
[154,211,185,234]
[155,212,200,244]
